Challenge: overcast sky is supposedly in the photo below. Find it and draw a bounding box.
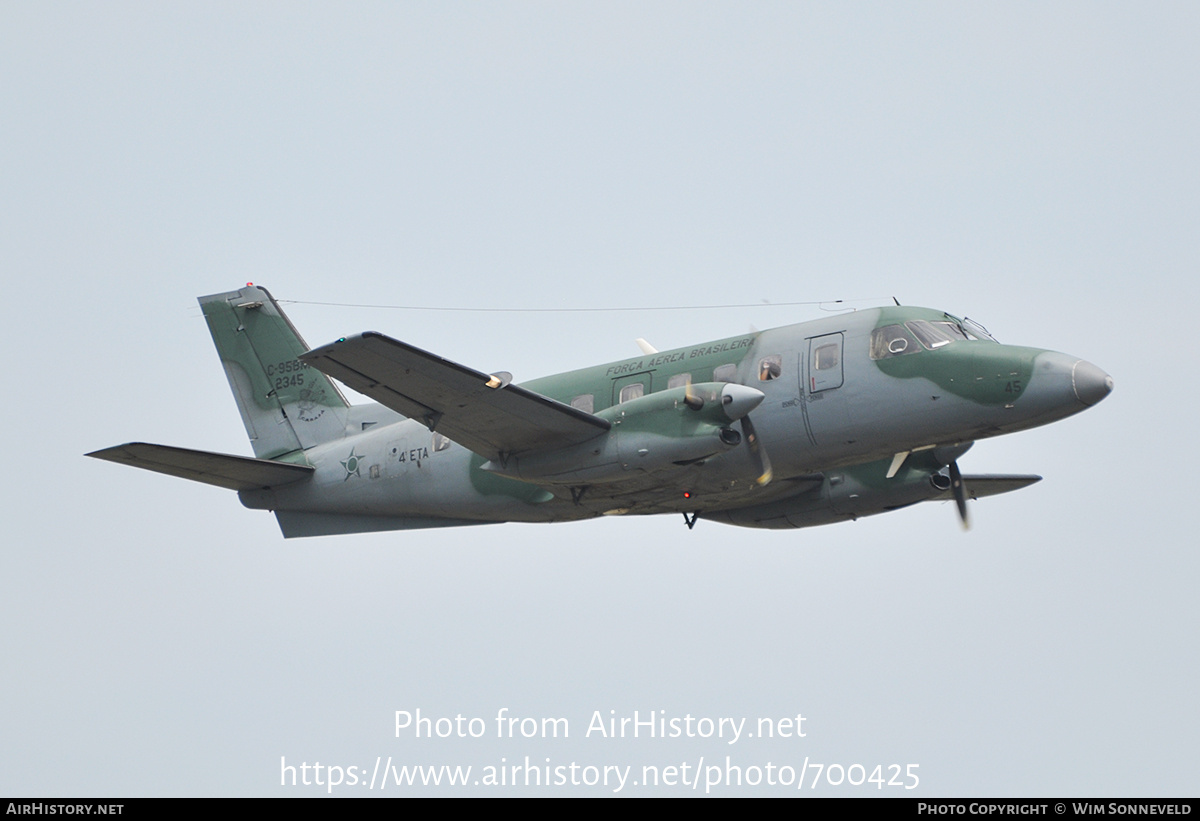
[2,2,1197,796]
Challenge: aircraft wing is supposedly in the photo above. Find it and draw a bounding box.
[86,442,314,491]
[300,332,611,460]
[930,474,1042,501]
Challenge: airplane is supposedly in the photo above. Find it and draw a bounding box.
[88,284,1112,537]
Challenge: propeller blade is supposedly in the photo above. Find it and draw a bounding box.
[740,415,773,486]
[948,459,970,529]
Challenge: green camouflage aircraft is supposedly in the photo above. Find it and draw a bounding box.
[89,285,1112,537]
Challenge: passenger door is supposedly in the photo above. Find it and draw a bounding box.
[801,333,850,446]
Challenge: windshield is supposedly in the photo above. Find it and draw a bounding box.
[906,320,956,349]
[945,313,999,343]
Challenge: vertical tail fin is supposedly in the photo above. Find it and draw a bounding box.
[200,285,349,458]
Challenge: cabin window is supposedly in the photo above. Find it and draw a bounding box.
[667,373,691,390]
[619,383,644,403]
[432,432,451,452]
[813,344,839,371]
[713,363,738,382]
[869,325,922,360]
[758,355,782,381]
[570,394,594,413]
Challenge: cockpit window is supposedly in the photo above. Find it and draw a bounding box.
[869,325,921,360]
[962,317,998,342]
[934,321,969,342]
[906,320,955,350]
[944,313,998,342]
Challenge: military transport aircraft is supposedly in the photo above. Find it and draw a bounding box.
[88,285,1112,537]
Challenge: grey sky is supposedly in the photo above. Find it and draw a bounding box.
[2,2,1196,796]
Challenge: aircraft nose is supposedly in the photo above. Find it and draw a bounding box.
[1071,359,1114,406]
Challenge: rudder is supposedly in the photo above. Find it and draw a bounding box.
[200,285,349,458]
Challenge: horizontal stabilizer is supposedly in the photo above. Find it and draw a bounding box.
[300,332,610,461]
[275,510,496,538]
[930,474,1042,501]
[86,442,313,491]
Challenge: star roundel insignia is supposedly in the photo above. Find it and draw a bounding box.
[340,448,364,481]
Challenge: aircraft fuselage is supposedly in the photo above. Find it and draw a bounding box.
[234,304,1110,535]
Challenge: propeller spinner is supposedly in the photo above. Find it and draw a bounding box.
[716,384,772,485]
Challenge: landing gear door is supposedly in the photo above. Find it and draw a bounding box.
[808,333,844,393]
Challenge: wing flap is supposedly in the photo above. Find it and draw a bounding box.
[87,442,313,491]
[300,332,610,460]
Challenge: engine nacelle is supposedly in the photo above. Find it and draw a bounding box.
[482,382,764,485]
[703,452,950,529]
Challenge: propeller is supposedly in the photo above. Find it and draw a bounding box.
[740,414,773,485]
[715,384,772,485]
[947,459,970,529]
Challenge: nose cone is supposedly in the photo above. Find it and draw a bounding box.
[1008,350,1113,432]
[1072,359,1114,406]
